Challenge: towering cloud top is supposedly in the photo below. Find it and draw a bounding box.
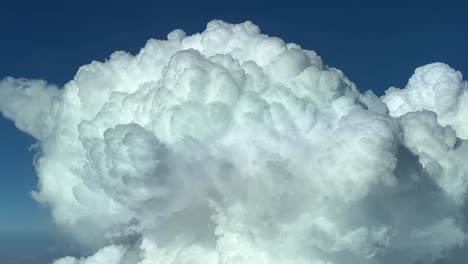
[1,20,468,264]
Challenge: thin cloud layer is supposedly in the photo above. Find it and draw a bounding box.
[1,20,468,264]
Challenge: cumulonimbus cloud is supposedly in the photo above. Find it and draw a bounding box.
[1,20,468,264]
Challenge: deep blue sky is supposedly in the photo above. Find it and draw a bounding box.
[0,2,467,263]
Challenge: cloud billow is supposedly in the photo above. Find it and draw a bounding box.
[1,20,468,264]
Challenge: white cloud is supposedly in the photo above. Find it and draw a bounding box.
[1,20,467,264]
[52,245,128,264]
[383,62,468,138]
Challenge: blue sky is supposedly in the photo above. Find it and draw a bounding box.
[0,2,467,263]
